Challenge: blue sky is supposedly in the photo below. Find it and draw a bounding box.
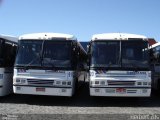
[0,0,160,41]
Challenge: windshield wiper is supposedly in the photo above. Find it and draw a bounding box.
[24,40,45,69]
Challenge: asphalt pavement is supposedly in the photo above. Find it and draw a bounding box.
[0,82,160,120]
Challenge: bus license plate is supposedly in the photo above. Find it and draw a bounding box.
[36,88,45,92]
[116,88,126,94]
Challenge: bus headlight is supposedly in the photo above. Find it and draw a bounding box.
[143,82,148,86]
[137,82,151,86]
[67,81,72,85]
[56,81,61,85]
[55,81,72,86]
[95,81,100,85]
[137,82,142,85]
[62,81,67,85]
[21,79,26,84]
[90,81,106,86]
[16,79,21,83]
[16,78,26,84]
[100,81,105,85]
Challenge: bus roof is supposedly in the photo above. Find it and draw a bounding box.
[91,33,147,41]
[0,34,18,43]
[19,33,77,41]
[150,42,160,48]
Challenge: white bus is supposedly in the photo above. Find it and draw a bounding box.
[0,35,18,96]
[88,33,151,97]
[150,42,160,91]
[13,33,87,96]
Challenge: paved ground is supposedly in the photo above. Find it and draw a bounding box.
[0,82,160,120]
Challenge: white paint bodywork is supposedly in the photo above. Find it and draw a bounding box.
[19,33,77,40]
[0,34,18,43]
[13,69,76,96]
[89,70,151,97]
[92,33,147,41]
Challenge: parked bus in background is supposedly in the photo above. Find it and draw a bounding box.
[87,33,151,97]
[13,33,87,96]
[0,35,18,96]
[80,41,89,83]
[80,41,89,52]
[150,42,160,91]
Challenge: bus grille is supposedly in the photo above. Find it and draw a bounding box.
[27,79,54,86]
[107,81,135,86]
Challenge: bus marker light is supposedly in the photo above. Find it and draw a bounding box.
[62,81,67,85]
[95,89,100,92]
[95,81,99,85]
[61,89,66,92]
[142,89,147,93]
[16,87,21,90]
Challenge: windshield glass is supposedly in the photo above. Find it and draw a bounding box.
[15,40,72,68]
[121,40,149,68]
[42,41,71,68]
[91,41,120,67]
[15,40,42,66]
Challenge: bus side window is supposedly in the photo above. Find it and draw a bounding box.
[4,42,16,67]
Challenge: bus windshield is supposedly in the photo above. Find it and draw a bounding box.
[90,40,149,69]
[42,41,71,68]
[15,40,42,67]
[91,41,120,67]
[15,40,72,68]
[121,40,149,68]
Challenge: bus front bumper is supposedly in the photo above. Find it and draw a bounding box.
[13,85,73,97]
[90,87,151,97]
